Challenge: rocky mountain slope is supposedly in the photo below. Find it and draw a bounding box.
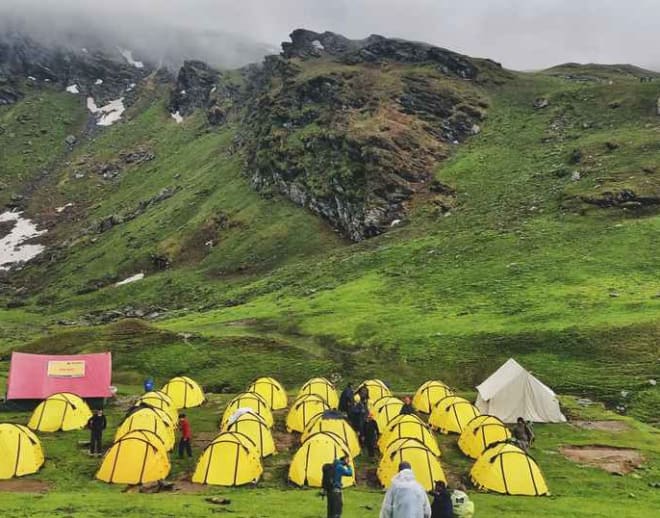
[0,29,658,423]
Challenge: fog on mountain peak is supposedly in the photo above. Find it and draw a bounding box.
[0,0,658,70]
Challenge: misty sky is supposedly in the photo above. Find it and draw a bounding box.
[1,0,659,70]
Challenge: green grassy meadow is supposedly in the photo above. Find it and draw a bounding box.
[0,390,658,517]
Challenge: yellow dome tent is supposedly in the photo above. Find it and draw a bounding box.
[135,391,178,422]
[374,398,405,431]
[378,415,440,456]
[289,434,355,488]
[286,395,329,433]
[27,392,92,432]
[377,440,446,491]
[372,396,401,412]
[96,430,170,484]
[429,396,480,434]
[224,412,276,457]
[161,376,205,409]
[470,443,549,496]
[458,416,511,459]
[413,381,453,414]
[357,379,391,403]
[115,408,175,450]
[0,423,45,479]
[298,378,339,409]
[247,377,288,410]
[222,393,274,428]
[301,411,360,457]
[192,434,263,486]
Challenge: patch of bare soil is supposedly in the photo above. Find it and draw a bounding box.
[224,318,259,327]
[572,420,630,432]
[0,479,51,493]
[560,445,644,475]
[273,431,297,453]
[192,431,218,450]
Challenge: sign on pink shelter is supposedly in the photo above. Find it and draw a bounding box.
[6,352,112,399]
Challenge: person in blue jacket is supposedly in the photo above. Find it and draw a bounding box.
[328,455,353,518]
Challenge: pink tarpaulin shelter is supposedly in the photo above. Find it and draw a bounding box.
[6,352,112,399]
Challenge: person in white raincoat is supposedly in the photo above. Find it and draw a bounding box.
[380,462,432,518]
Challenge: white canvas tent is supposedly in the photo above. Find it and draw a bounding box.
[475,358,566,423]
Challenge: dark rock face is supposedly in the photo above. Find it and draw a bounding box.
[282,29,490,79]
[0,32,151,105]
[168,60,241,125]
[242,30,497,241]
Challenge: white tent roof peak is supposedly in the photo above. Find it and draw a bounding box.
[475,358,565,423]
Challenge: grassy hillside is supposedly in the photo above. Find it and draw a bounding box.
[1,64,658,425]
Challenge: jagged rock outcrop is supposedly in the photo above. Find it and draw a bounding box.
[0,32,151,105]
[168,60,242,125]
[241,30,502,241]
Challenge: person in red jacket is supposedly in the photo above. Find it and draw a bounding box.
[178,414,193,458]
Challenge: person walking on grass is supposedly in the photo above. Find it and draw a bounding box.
[87,409,107,456]
[178,413,193,458]
[364,412,379,458]
[324,454,353,518]
[380,462,431,518]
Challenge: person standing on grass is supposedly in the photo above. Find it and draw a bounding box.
[399,396,415,416]
[328,455,353,518]
[87,409,107,456]
[339,383,354,413]
[364,412,379,458]
[430,480,453,518]
[380,462,432,518]
[178,413,193,458]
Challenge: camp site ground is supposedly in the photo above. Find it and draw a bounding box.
[0,372,658,518]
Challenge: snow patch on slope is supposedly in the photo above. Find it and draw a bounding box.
[0,211,46,271]
[86,97,126,126]
[171,111,183,124]
[66,84,80,94]
[115,273,144,286]
[118,48,144,69]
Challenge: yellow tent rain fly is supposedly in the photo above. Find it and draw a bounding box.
[374,399,405,431]
[224,412,276,457]
[286,395,329,433]
[372,396,402,412]
[115,408,175,450]
[377,440,446,491]
[470,443,549,496]
[248,377,288,410]
[222,393,274,428]
[458,415,511,459]
[96,430,170,484]
[161,376,205,409]
[378,415,440,456]
[298,378,339,409]
[135,391,178,422]
[301,411,360,457]
[192,435,263,486]
[289,434,355,488]
[27,392,92,432]
[0,423,45,479]
[357,379,391,403]
[429,396,480,434]
[412,381,453,414]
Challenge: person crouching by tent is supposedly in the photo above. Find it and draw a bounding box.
[430,480,453,518]
[87,409,107,456]
[364,412,379,458]
[380,461,431,518]
[178,413,193,458]
[512,417,535,453]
